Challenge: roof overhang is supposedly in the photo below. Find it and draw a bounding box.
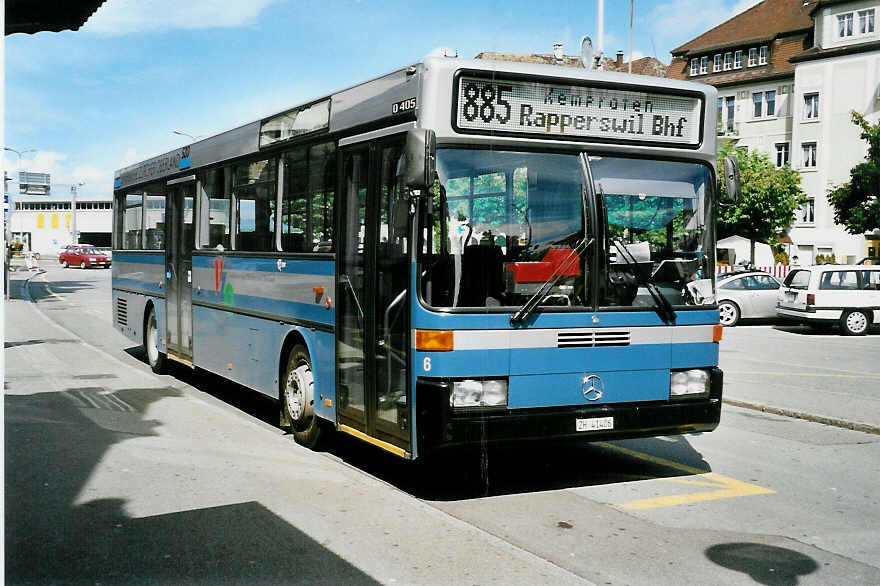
[5,0,106,35]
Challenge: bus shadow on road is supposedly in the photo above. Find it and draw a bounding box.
[326,433,714,502]
[117,347,716,503]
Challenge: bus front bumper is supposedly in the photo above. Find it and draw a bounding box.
[416,368,722,455]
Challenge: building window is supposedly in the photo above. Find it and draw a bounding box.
[775,142,790,167]
[748,47,757,66]
[726,96,735,134]
[752,90,775,118]
[700,56,708,74]
[734,50,743,68]
[759,45,768,64]
[838,12,854,37]
[724,52,733,70]
[798,198,815,223]
[859,9,875,34]
[802,142,817,168]
[804,92,819,119]
[690,58,699,75]
[714,54,722,72]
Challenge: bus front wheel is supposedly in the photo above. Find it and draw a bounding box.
[282,344,323,448]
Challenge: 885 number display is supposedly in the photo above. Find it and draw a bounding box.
[460,82,514,124]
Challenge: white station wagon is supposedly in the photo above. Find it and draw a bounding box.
[777,265,880,335]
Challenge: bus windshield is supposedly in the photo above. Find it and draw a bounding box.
[420,149,715,311]
[421,149,590,309]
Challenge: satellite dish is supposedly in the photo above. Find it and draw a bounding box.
[580,36,594,69]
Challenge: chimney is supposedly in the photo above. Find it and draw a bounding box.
[553,43,564,60]
[616,51,624,67]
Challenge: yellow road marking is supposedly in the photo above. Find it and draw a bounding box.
[596,442,775,511]
[726,369,880,380]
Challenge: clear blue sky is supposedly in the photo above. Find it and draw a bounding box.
[4,0,758,197]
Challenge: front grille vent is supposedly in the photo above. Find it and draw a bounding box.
[557,330,630,348]
[116,297,128,327]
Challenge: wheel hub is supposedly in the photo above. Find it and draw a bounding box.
[847,312,867,333]
[285,364,314,422]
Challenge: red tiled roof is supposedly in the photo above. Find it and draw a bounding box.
[667,34,807,85]
[474,52,668,78]
[671,0,816,56]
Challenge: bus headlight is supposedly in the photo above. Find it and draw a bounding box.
[670,369,710,398]
[450,379,508,408]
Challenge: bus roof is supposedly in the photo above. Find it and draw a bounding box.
[115,55,716,191]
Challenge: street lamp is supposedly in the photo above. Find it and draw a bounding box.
[71,181,85,245]
[172,130,204,142]
[4,146,37,298]
[4,146,38,237]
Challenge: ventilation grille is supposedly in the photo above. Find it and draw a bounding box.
[557,330,630,348]
[116,297,128,327]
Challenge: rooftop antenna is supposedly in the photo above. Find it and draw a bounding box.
[629,0,634,74]
[596,0,605,69]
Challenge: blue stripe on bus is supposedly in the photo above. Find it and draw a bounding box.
[509,369,668,408]
[192,255,335,276]
[112,251,166,264]
[113,277,164,296]
[671,342,718,368]
[509,344,669,374]
[413,306,719,330]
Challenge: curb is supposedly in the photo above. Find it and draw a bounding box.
[723,398,880,436]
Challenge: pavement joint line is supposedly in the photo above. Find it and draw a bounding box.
[723,398,880,436]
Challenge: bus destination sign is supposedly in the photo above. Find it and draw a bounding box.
[455,75,702,146]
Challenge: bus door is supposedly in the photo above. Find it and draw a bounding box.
[337,138,411,455]
[165,178,195,361]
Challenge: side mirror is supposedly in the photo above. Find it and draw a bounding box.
[401,129,436,191]
[721,155,741,204]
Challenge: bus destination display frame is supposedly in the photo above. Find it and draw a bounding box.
[451,70,706,149]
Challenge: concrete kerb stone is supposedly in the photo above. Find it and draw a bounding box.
[723,398,880,436]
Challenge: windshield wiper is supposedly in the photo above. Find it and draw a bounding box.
[510,237,593,326]
[611,240,677,324]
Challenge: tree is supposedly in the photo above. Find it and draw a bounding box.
[828,111,880,235]
[717,141,806,264]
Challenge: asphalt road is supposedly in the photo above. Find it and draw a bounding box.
[5,263,880,585]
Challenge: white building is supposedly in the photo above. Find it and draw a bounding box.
[668,0,880,264]
[8,188,112,255]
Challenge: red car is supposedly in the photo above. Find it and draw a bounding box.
[59,245,112,269]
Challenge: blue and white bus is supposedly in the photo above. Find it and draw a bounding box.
[112,54,736,459]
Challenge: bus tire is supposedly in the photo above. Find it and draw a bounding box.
[841,309,870,336]
[145,307,166,374]
[282,344,323,448]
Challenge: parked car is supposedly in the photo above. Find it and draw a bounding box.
[58,245,112,269]
[777,265,880,335]
[716,271,782,326]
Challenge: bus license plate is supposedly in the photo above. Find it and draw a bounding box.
[576,417,614,432]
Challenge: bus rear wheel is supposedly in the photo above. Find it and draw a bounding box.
[145,307,166,374]
[282,344,323,448]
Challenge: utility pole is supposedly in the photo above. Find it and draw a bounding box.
[71,181,85,245]
[3,147,37,298]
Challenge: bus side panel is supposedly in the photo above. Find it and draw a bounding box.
[189,254,336,407]
[192,306,286,395]
[111,251,166,297]
[112,290,148,345]
[111,251,167,346]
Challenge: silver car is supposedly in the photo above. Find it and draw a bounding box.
[717,271,783,326]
